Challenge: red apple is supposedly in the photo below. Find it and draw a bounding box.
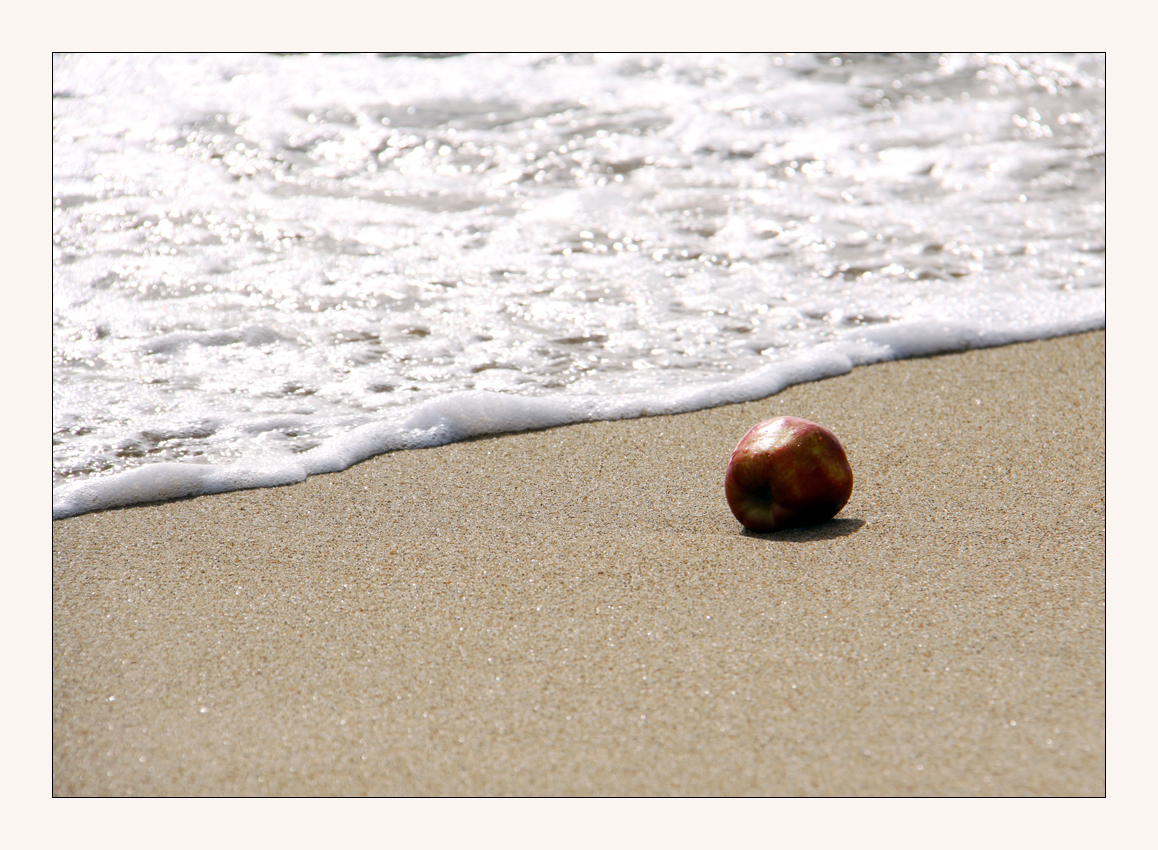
[724,416,853,532]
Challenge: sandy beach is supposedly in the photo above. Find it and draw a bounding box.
[52,330,1105,796]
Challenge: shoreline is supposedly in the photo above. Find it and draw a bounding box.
[53,330,1105,796]
[52,319,1105,522]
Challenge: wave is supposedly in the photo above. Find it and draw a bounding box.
[52,307,1104,519]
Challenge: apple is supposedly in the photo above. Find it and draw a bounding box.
[724,416,853,532]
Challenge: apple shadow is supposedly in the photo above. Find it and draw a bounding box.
[741,517,865,542]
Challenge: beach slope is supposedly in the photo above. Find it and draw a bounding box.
[52,330,1105,796]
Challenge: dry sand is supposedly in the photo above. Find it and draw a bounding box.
[52,330,1105,796]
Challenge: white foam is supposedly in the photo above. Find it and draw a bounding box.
[52,299,1103,520]
[53,53,1104,517]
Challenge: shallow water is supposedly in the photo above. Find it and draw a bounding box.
[53,53,1104,518]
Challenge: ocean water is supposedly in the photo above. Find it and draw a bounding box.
[52,53,1105,519]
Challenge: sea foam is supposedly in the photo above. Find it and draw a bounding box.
[53,53,1104,517]
[52,302,1103,520]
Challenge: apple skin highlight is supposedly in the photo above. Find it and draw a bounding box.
[724,416,854,533]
